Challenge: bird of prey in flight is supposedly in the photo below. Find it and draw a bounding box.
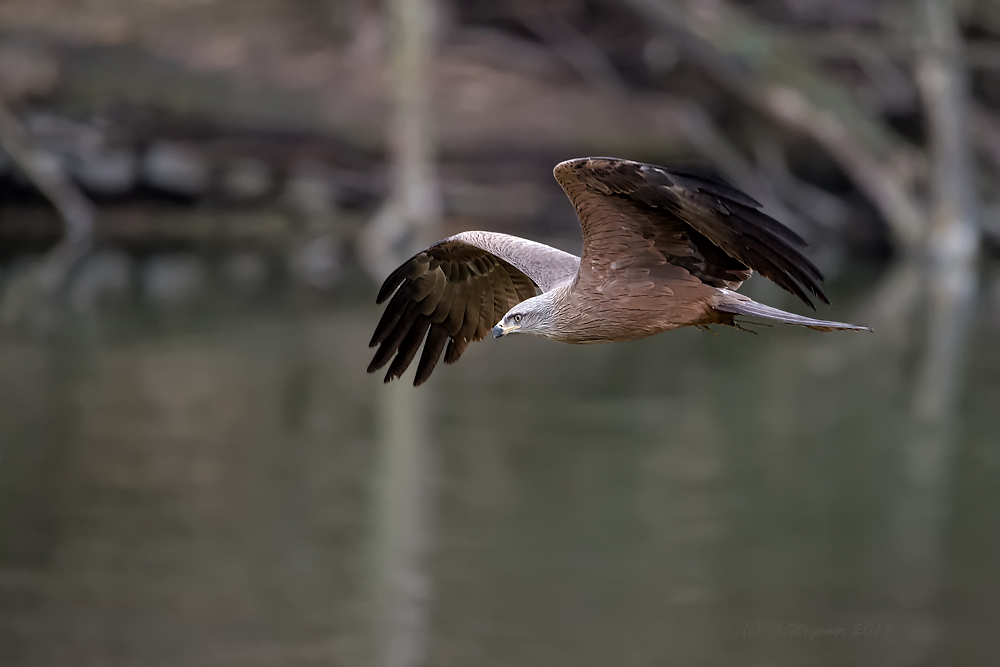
[368,157,870,385]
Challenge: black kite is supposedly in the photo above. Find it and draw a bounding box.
[369,157,870,385]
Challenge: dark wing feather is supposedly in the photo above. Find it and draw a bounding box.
[369,237,543,385]
[554,157,828,308]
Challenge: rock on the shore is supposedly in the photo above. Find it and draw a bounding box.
[142,141,212,197]
[71,147,138,196]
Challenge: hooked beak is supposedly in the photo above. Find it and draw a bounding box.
[492,323,518,339]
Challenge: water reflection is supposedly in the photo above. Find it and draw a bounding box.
[369,382,434,667]
[0,261,998,666]
[893,258,977,663]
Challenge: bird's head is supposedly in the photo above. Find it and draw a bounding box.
[492,294,555,340]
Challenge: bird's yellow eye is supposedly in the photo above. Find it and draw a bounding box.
[513,314,522,323]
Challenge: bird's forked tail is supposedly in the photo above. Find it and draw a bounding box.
[714,295,872,332]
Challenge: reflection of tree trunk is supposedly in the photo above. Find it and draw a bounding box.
[363,1,441,666]
[911,263,976,426]
[900,260,974,599]
[891,259,975,664]
[861,259,924,349]
[370,382,434,667]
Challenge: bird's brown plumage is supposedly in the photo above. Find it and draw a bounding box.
[369,157,869,385]
[557,158,825,306]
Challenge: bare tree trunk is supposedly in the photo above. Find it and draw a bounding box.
[359,0,442,280]
[370,380,434,667]
[915,0,980,263]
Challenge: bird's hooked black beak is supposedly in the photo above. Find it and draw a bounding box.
[492,323,517,339]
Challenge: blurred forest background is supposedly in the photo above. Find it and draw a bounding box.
[1,1,999,666]
[2,0,1000,271]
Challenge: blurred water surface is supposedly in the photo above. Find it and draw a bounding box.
[0,261,998,667]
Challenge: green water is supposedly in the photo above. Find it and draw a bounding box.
[0,261,998,666]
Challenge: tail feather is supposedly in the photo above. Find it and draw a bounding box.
[716,299,871,332]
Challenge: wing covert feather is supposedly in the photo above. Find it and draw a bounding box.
[554,157,828,308]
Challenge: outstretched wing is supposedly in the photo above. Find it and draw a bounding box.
[369,231,579,385]
[553,157,827,308]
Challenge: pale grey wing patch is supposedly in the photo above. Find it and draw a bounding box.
[369,237,544,385]
[448,230,580,293]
